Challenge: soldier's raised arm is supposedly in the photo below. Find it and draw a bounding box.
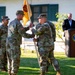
[32,23,50,35]
[17,23,34,38]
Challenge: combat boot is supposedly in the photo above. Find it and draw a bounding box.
[45,66,48,72]
[8,73,11,75]
[11,73,16,75]
[56,71,61,75]
[40,71,45,75]
[8,70,11,75]
[8,72,11,75]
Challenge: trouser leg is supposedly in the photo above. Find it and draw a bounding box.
[0,48,7,72]
[49,51,61,75]
[2,49,7,71]
[0,48,3,69]
[7,44,20,75]
[11,55,20,74]
[38,47,50,75]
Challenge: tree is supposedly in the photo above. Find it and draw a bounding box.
[55,13,68,41]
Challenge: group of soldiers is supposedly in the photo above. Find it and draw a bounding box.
[0,10,61,75]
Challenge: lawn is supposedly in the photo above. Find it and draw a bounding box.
[0,50,75,75]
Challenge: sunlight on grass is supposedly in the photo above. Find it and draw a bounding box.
[66,65,75,68]
[54,52,66,58]
[21,49,66,58]
[0,49,75,75]
[21,49,37,58]
[20,67,39,70]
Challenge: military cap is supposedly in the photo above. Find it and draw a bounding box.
[1,16,10,20]
[16,10,24,15]
[37,13,47,19]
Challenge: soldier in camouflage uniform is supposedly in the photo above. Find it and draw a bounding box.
[46,21,56,72]
[6,10,34,75]
[32,14,61,75]
[47,21,56,42]
[0,16,9,72]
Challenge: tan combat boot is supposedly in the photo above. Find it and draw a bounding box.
[45,66,48,72]
[56,71,61,75]
[11,73,16,75]
[8,73,11,75]
[8,70,11,75]
[40,71,45,75]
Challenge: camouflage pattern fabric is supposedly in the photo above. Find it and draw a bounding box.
[46,21,57,71]
[6,18,34,75]
[47,48,60,71]
[32,22,60,73]
[0,25,8,70]
[47,21,56,42]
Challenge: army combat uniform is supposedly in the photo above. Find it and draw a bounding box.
[46,21,56,72]
[47,21,56,42]
[0,24,8,71]
[32,22,60,75]
[6,18,34,75]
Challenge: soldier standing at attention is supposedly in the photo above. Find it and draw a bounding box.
[0,16,9,72]
[6,10,34,75]
[32,14,61,75]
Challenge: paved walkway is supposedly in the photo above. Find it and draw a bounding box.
[54,41,65,52]
[21,39,65,52]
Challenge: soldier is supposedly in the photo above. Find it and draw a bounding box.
[32,13,61,75]
[47,21,56,41]
[46,21,56,72]
[6,10,34,75]
[0,16,9,72]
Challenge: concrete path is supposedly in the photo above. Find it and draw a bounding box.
[21,38,65,52]
[54,41,65,52]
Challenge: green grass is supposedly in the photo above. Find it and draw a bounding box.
[0,50,75,75]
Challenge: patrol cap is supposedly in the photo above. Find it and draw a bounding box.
[16,10,24,15]
[1,16,10,20]
[37,13,47,19]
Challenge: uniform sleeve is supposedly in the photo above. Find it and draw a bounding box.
[0,27,7,36]
[0,28,2,36]
[17,24,34,38]
[50,23,56,41]
[32,24,49,35]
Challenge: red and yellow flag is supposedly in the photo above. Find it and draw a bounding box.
[23,0,32,25]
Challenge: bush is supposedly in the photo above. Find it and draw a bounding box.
[55,13,68,41]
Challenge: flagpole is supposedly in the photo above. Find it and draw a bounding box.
[33,41,40,67]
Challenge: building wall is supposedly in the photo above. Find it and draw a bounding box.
[30,0,75,19]
[0,0,23,22]
[0,0,75,22]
